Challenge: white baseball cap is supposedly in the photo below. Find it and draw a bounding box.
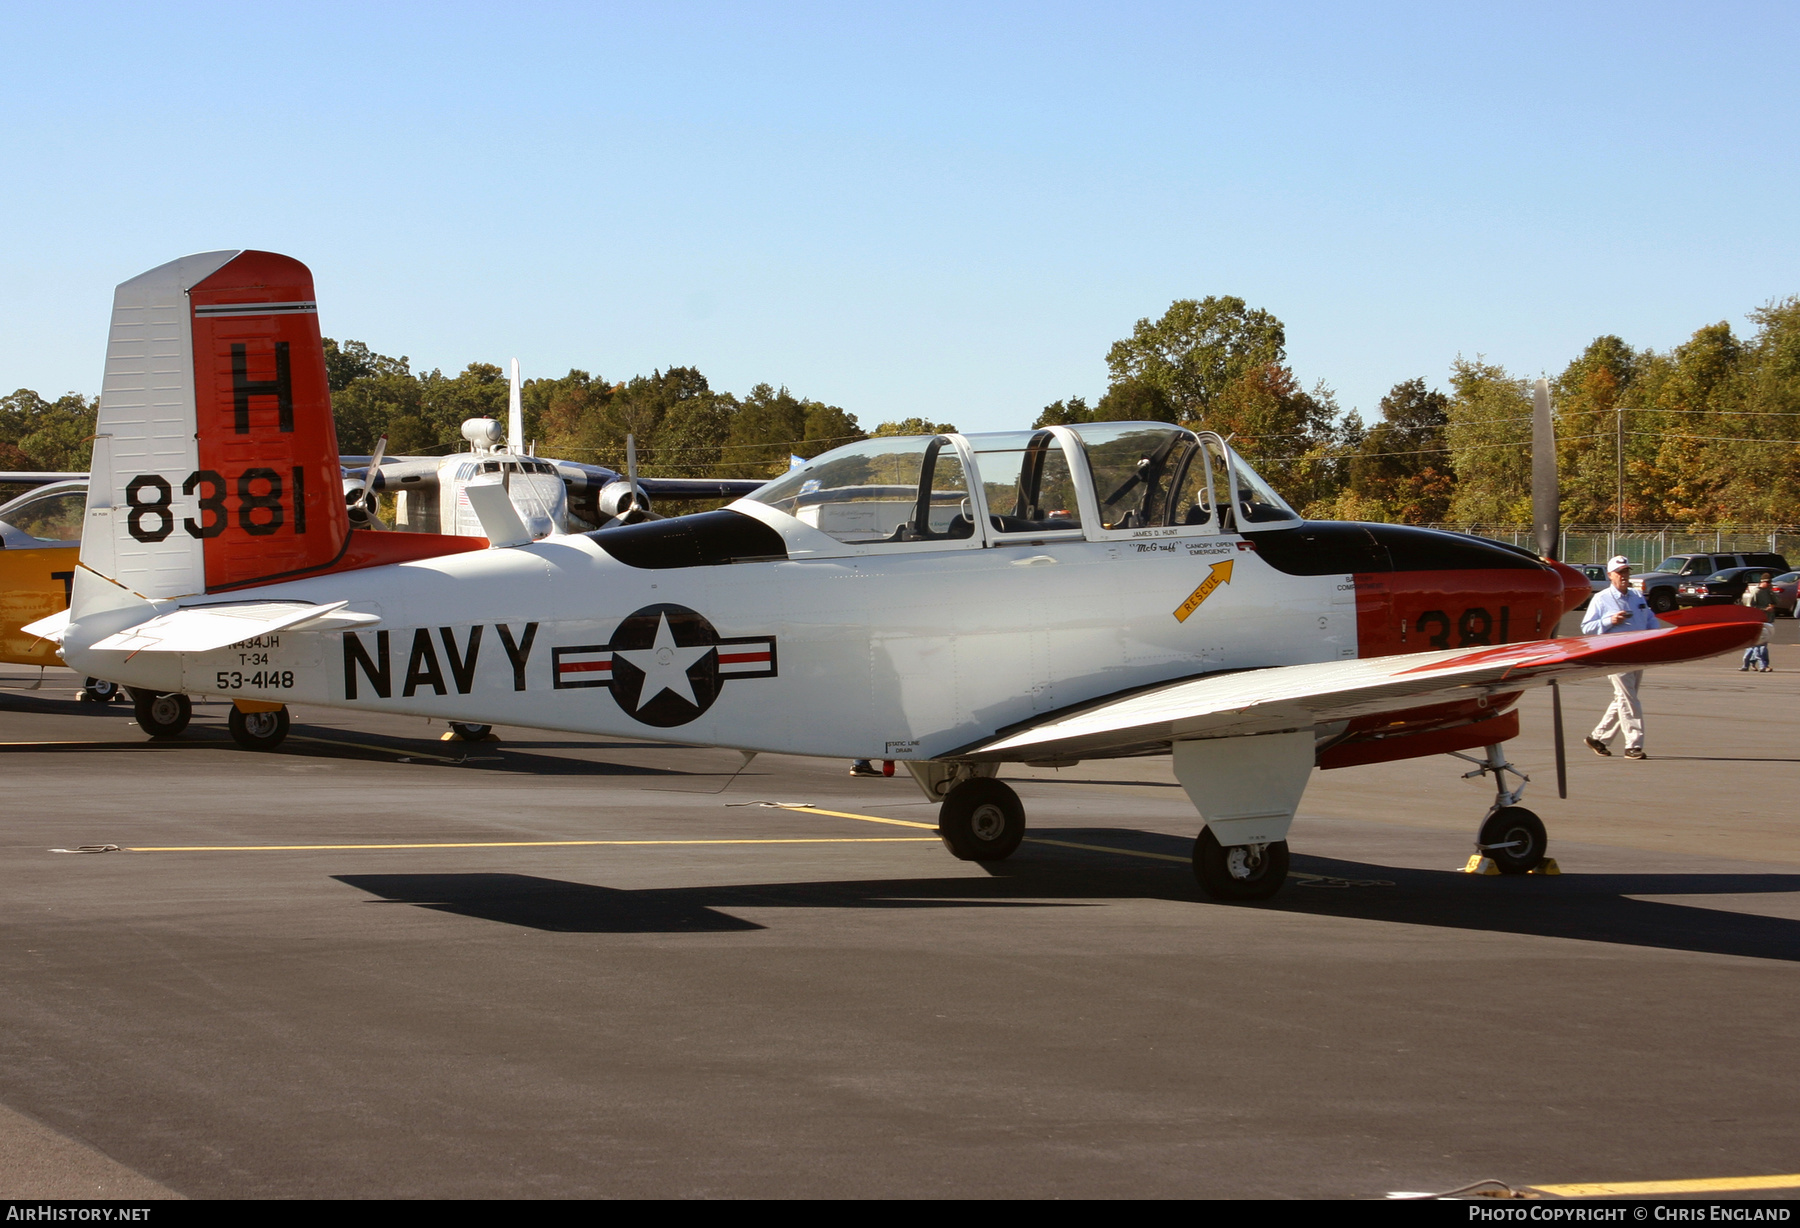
[1607,556,1631,572]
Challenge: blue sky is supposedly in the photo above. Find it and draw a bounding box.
[2,2,1795,431]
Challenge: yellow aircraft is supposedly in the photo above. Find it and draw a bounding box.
[0,478,122,702]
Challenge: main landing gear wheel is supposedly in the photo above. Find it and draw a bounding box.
[1193,827,1289,902]
[1477,806,1547,875]
[448,722,492,740]
[937,778,1026,861]
[228,705,291,751]
[131,690,191,740]
[80,678,122,704]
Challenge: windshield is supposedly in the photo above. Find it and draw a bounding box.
[746,436,974,543]
[1226,448,1302,526]
[0,487,86,543]
[1064,423,1299,531]
[965,431,1082,533]
[1069,424,1192,530]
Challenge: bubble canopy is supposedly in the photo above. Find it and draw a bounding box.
[743,423,1299,544]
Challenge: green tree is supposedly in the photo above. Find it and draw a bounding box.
[1445,358,1532,525]
[1344,378,1455,523]
[1549,336,1642,525]
[331,369,424,454]
[800,402,863,456]
[1740,297,1800,519]
[719,384,864,479]
[1104,296,1286,424]
[873,417,957,436]
[526,370,615,463]
[1206,364,1344,513]
[322,338,410,393]
[1633,322,1748,523]
[1032,396,1095,428]
[414,362,509,453]
[0,389,98,471]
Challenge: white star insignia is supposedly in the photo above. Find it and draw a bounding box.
[612,613,712,710]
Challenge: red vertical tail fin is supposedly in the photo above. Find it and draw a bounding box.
[188,251,348,590]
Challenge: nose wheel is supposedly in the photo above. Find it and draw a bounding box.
[1477,806,1547,875]
[1455,743,1549,875]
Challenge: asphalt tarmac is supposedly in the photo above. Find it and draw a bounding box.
[2,621,1798,1199]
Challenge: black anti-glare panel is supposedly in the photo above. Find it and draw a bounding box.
[590,509,789,570]
[1249,521,1546,576]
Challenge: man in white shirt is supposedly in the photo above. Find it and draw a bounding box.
[1581,555,1660,760]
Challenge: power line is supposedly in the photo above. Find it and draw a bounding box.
[1630,431,1800,444]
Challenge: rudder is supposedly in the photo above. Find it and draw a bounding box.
[81,250,349,601]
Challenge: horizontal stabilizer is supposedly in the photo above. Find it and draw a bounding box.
[91,600,377,655]
[20,610,70,644]
[964,618,1762,763]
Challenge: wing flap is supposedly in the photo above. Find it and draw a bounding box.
[967,617,1761,762]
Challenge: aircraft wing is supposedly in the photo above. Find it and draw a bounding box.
[89,601,379,656]
[0,471,87,488]
[353,458,445,490]
[637,477,767,500]
[961,608,1763,763]
[550,459,763,501]
[350,458,762,502]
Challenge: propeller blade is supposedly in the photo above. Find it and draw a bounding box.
[1551,678,1567,799]
[624,433,644,516]
[367,434,389,488]
[364,434,390,527]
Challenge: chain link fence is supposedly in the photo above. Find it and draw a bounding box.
[1424,526,1800,568]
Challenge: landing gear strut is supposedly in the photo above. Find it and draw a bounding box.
[130,689,191,739]
[1454,743,1548,875]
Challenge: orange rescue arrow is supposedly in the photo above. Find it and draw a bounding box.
[1173,559,1234,623]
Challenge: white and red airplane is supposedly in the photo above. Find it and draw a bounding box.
[38,251,1764,899]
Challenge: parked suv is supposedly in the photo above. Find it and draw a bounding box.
[1632,552,1790,613]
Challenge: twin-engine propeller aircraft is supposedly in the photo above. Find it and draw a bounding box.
[39,251,1764,899]
[339,360,762,540]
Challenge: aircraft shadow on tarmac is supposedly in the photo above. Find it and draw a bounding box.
[336,829,1800,962]
[0,690,131,719]
[0,697,697,776]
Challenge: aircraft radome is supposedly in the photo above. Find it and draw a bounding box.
[31,251,1766,900]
